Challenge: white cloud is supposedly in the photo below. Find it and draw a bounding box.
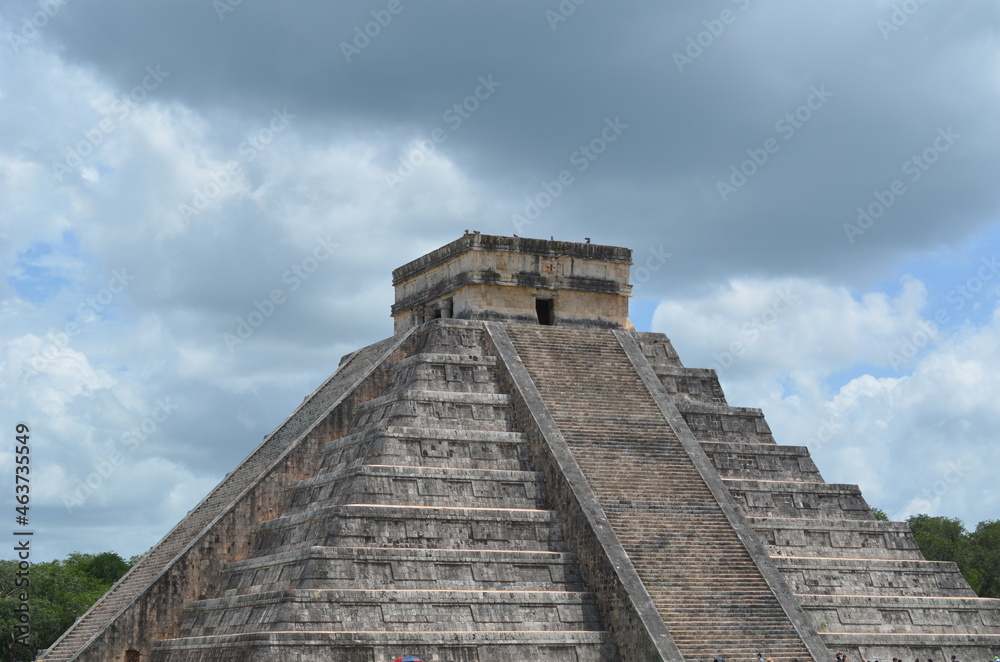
[653,276,928,390]
[653,277,1000,527]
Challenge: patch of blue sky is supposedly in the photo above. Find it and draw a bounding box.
[882,222,1000,332]
[81,161,114,184]
[821,364,902,397]
[814,224,1000,394]
[8,230,83,305]
[629,297,658,332]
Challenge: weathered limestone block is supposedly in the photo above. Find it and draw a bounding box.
[634,332,683,369]
[351,390,515,431]
[703,441,823,481]
[725,479,871,519]
[656,367,729,406]
[385,353,499,394]
[152,631,619,662]
[180,589,605,636]
[680,403,776,443]
[753,517,924,558]
[318,428,530,472]
[251,503,568,553]
[774,558,976,597]
[286,465,546,511]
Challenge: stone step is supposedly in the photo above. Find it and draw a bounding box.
[286,464,547,512]
[676,401,768,417]
[319,426,530,472]
[774,556,975,596]
[217,546,589,596]
[391,352,498,366]
[506,325,814,661]
[650,365,729,407]
[354,390,514,412]
[668,633,810,644]
[657,609,801,621]
[817,630,1000,650]
[179,588,604,636]
[253,503,568,553]
[351,390,515,432]
[385,353,503,395]
[749,516,922,557]
[701,441,823,482]
[796,594,1000,635]
[724,478,872,520]
[409,322,492,357]
[151,629,619,662]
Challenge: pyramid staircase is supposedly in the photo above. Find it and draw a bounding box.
[148,322,618,661]
[504,325,821,662]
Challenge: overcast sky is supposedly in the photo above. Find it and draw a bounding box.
[3,1,1000,561]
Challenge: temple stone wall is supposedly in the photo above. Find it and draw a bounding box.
[447,283,630,329]
[391,234,632,332]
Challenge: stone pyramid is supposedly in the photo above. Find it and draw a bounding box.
[41,234,1000,662]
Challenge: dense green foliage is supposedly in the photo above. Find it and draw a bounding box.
[907,515,1000,598]
[63,552,131,587]
[0,552,132,662]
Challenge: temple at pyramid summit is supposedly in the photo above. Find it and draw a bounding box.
[43,233,1000,662]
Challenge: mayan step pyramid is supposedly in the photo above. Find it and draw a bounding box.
[42,233,1000,662]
